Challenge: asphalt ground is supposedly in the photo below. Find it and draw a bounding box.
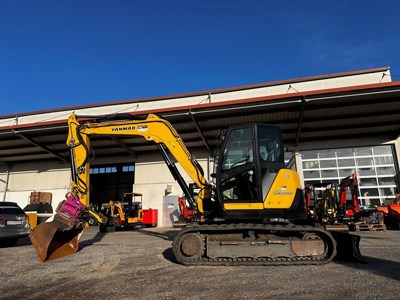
[1,226,400,300]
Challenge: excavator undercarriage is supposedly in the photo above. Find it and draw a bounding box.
[173,223,338,266]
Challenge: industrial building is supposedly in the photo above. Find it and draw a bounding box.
[0,66,399,226]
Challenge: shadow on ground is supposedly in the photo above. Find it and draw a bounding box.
[136,229,178,241]
[79,231,107,249]
[335,255,400,281]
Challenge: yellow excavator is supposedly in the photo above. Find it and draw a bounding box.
[100,193,144,232]
[30,113,364,264]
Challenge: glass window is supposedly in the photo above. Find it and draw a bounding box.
[304,170,320,179]
[376,167,395,176]
[122,165,134,172]
[337,158,355,167]
[222,127,253,171]
[321,169,338,178]
[301,150,318,160]
[302,160,319,169]
[0,205,24,214]
[318,149,336,159]
[258,126,282,163]
[91,165,133,174]
[378,177,396,186]
[358,168,375,176]
[336,148,354,157]
[356,157,374,166]
[220,169,257,201]
[339,169,355,177]
[380,187,395,197]
[373,145,392,155]
[300,145,397,208]
[360,188,379,197]
[374,156,393,165]
[355,147,372,156]
[319,160,337,168]
[359,178,377,186]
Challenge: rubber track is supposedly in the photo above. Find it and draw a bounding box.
[172,223,337,266]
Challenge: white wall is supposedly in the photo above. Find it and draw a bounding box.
[133,152,210,226]
[0,161,70,210]
[0,151,211,227]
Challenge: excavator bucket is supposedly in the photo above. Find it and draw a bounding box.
[30,194,87,262]
[30,219,84,262]
[330,231,367,264]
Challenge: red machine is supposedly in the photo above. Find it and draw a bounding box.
[338,173,361,222]
[377,198,400,229]
[142,209,158,227]
[177,197,195,223]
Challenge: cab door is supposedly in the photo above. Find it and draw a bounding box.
[216,124,287,220]
[217,126,260,211]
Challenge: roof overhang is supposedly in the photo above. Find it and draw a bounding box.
[0,73,399,165]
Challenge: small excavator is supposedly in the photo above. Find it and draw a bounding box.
[173,197,196,227]
[305,173,361,226]
[30,113,364,264]
[100,192,145,232]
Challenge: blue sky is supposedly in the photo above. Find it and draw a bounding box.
[1,0,399,116]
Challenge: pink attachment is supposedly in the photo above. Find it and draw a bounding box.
[56,194,87,224]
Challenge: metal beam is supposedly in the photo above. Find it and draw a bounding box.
[0,161,11,169]
[189,110,211,153]
[110,137,137,158]
[295,97,306,147]
[12,130,69,163]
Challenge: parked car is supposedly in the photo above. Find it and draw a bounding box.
[0,202,30,246]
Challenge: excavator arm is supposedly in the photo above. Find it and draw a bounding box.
[67,113,211,213]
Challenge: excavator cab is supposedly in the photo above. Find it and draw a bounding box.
[215,124,307,222]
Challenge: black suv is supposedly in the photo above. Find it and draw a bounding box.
[0,202,30,246]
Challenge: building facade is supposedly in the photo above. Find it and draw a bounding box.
[0,67,399,226]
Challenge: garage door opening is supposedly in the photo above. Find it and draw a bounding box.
[89,164,135,212]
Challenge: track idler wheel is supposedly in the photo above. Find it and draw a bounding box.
[179,233,203,258]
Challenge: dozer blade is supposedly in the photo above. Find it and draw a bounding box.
[330,231,367,264]
[30,220,84,262]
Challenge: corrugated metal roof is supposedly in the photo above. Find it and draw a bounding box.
[0,74,399,164]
